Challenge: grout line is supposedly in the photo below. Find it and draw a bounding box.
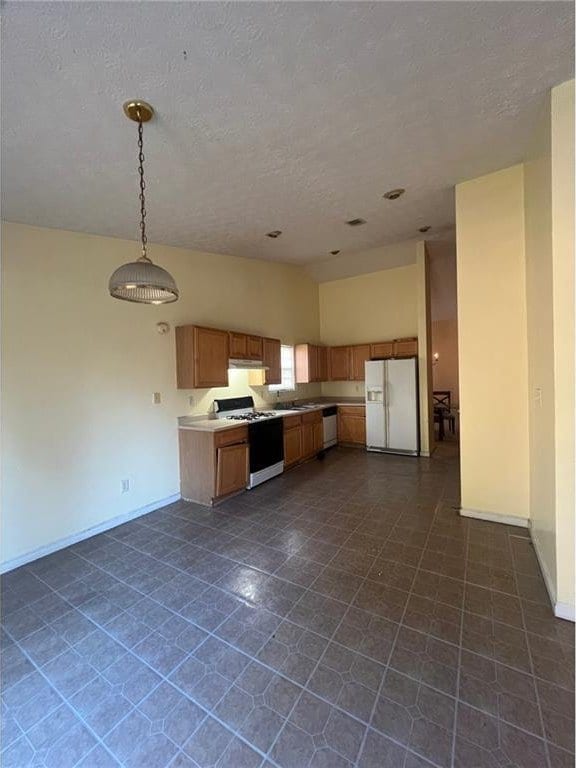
[514,555,554,768]
[449,494,470,767]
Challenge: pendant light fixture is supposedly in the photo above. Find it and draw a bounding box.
[108,100,179,304]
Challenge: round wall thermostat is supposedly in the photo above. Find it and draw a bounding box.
[156,322,170,335]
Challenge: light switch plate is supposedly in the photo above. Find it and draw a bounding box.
[153,392,161,404]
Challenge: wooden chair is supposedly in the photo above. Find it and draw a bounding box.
[433,391,456,435]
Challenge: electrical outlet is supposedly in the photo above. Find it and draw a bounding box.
[188,395,195,407]
[153,392,161,404]
[121,478,130,493]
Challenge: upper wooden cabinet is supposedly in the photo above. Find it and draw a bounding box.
[249,337,282,386]
[394,337,418,357]
[317,346,329,382]
[370,341,395,359]
[247,335,263,360]
[176,325,230,389]
[295,344,328,383]
[262,337,281,384]
[229,332,263,360]
[350,344,371,381]
[229,332,248,360]
[329,346,351,381]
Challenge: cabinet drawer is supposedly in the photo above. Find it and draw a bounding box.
[283,414,302,428]
[301,410,322,424]
[338,406,366,416]
[214,426,248,448]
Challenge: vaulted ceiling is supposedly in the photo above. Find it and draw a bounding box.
[2,2,573,263]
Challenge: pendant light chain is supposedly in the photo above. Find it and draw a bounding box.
[109,99,179,303]
[137,111,149,261]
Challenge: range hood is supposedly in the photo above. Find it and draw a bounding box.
[228,359,269,370]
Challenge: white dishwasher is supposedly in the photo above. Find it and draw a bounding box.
[322,406,338,449]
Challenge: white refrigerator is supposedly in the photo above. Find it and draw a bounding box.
[365,358,419,455]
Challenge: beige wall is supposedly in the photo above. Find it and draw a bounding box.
[318,263,419,346]
[456,164,530,522]
[524,93,557,598]
[551,80,575,612]
[1,222,320,567]
[319,262,418,403]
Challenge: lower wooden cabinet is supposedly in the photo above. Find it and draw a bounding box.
[337,406,366,445]
[301,411,322,458]
[216,443,249,497]
[179,425,248,505]
[284,425,302,467]
[284,411,322,467]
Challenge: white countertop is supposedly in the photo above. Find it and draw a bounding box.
[178,402,365,432]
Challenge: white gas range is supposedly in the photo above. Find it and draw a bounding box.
[214,396,284,489]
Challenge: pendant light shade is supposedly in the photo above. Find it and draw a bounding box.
[109,100,179,304]
[108,258,179,304]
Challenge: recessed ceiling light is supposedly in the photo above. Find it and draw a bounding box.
[383,188,405,200]
[418,225,431,233]
[330,250,340,255]
[346,218,366,227]
[266,230,282,238]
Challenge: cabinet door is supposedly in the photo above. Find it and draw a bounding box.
[215,443,248,498]
[329,346,351,380]
[263,338,281,384]
[350,345,371,381]
[247,335,263,360]
[317,346,328,381]
[313,421,323,453]
[310,345,320,382]
[295,344,312,383]
[284,426,302,467]
[338,412,366,445]
[176,326,196,388]
[301,422,316,458]
[194,327,230,387]
[394,338,418,358]
[229,332,248,359]
[370,341,394,359]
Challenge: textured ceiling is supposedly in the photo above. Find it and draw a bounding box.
[1,1,573,264]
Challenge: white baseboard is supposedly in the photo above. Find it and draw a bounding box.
[459,507,530,528]
[531,530,576,623]
[531,529,557,605]
[554,602,575,622]
[0,493,181,574]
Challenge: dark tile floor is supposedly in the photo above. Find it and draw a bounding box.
[1,445,574,768]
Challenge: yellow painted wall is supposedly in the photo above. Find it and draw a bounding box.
[319,263,418,402]
[1,222,320,566]
[456,165,530,521]
[318,263,418,346]
[551,80,575,611]
[523,93,557,590]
